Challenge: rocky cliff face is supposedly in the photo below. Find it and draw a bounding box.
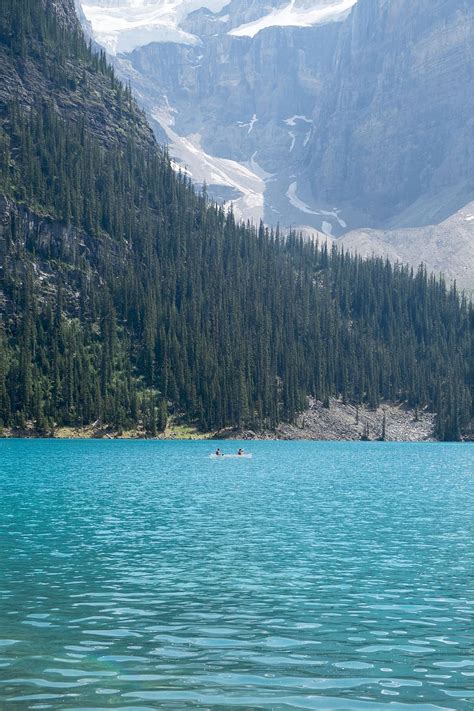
[307,0,474,229]
[0,195,117,319]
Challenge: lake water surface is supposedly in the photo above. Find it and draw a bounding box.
[0,440,473,710]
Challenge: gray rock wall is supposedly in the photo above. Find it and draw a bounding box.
[307,0,474,227]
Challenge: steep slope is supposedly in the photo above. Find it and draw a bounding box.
[0,1,154,150]
[0,0,471,440]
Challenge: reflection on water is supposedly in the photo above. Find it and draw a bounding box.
[0,440,473,709]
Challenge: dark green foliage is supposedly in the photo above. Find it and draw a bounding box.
[0,0,471,439]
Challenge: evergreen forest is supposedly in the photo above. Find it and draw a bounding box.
[0,0,472,440]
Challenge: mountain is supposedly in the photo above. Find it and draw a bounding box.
[77,0,351,225]
[0,0,471,440]
[78,0,474,288]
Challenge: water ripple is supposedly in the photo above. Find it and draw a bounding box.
[0,440,473,709]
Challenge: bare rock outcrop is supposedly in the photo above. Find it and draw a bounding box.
[219,398,436,441]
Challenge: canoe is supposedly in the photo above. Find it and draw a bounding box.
[209,453,253,459]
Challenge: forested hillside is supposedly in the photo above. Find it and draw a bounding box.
[0,0,472,440]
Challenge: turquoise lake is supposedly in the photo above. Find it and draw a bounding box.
[0,440,473,710]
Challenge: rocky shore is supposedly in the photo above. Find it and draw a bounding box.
[217,398,436,442]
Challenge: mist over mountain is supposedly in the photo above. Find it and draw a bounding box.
[78,0,474,288]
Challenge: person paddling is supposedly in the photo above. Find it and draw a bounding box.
[215,448,223,457]
[237,448,244,456]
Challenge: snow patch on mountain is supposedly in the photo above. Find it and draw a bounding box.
[229,0,356,39]
[282,116,312,154]
[286,181,319,215]
[248,152,274,181]
[286,181,346,234]
[284,115,312,126]
[237,114,258,135]
[81,0,357,52]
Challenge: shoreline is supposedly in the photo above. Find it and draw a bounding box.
[0,423,214,441]
[0,399,446,442]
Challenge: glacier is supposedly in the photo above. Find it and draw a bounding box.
[229,0,356,39]
[80,0,230,54]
